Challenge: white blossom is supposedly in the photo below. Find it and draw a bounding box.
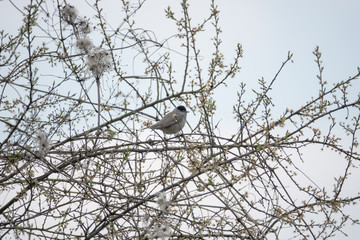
[154,223,172,240]
[157,192,169,212]
[36,130,50,157]
[61,4,78,24]
[76,38,93,54]
[142,215,150,229]
[76,17,91,35]
[87,48,112,78]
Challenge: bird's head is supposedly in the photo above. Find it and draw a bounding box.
[176,106,187,112]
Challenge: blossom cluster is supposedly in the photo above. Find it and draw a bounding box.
[61,5,78,24]
[143,192,172,239]
[61,4,112,78]
[76,16,91,35]
[76,38,93,54]
[36,130,50,158]
[87,48,112,78]
[153,222,172,239]
[157,192,169,212]
[61,4,93,54]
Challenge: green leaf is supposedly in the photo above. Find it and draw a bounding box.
[256,144,262,152]
[208,178,215,186]
[107,128,116,140]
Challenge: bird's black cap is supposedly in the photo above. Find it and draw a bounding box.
[177,106,187,112]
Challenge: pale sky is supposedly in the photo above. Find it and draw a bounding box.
[1,1,360,239]
[122,0,360,130]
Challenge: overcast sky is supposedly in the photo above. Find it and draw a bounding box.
[1,1,360,239]
[115,0,360,132]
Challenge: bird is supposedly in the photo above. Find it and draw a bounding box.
[150,106,188,134]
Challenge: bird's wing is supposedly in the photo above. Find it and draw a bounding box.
[151,112,184,129]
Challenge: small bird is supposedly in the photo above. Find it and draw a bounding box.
[150,106,188,134]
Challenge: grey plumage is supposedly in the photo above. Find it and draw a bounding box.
[150,106,187,134]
